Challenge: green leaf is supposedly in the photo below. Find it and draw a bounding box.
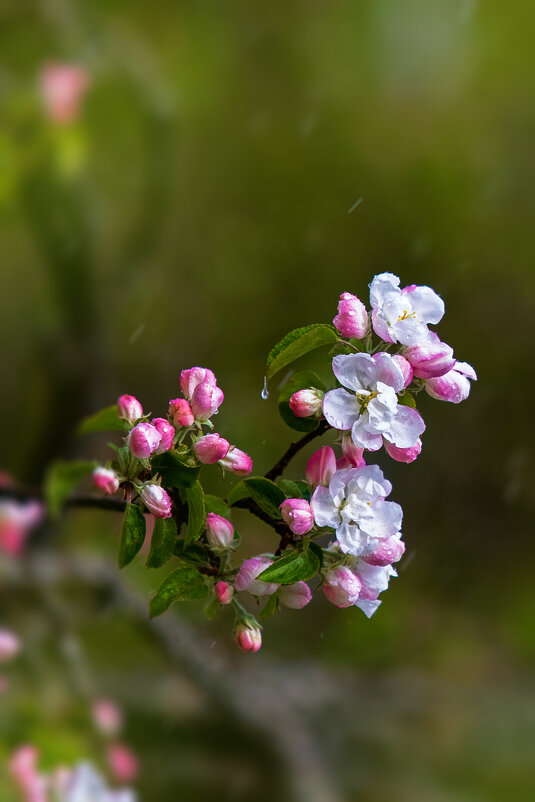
[173,540,207,564]
[257,548,321,584]
[229,477,286,519]
[146,517,177,568]
[151,452,200,488]
[265,324,338,381]
[184,481,206,546]
[118,503,146,568]
[77,404,123,436]
[278,370,327,433]
[294,480,312,502]
[276,478,304,499]
[398,391,417,408]
[149,567,209,618]
[203,594,220,620]
[204,494,232,519]
[44,459,95,517]
[309,541,324,568]
[259,593,279,620]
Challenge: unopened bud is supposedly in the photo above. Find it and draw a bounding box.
[280,499,314,535]
[341,433,366,468]
[141,484,172,519]
[235,557,279,595]
[106,742,139,783]
[219,447,253,476]
[152,418,175,454]
[362,535,405,567]
[425,362,477,404]
[235,621,262,653]
[289,388,324,418]
[333,292,369,339]
[0,629,20,662]
[92,467,120,495]
[194,434,230,464]
[391,354,413,388]
[205,513,234,550]
[168,398,194,428]
[117,394,143,424]
[384,438,422,463]
[306,446,336,487]
[404,341,455,379]
[214,581,234,604]
[191,382,224,421]
[92,699,122,737]
[126,422,161,458]
[279,581,312,609]
[180,367,217,400]
[322,566,361,608]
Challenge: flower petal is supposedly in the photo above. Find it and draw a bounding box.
[322,388,360,431]
[351,415,383,450]
[331,353,373,392]
[372,353,405,392]
[310,486,340,529]
[336,523,370,556]
[405,285,445,324]
[358,500,403,539]
[355,599,382,617]
[369,272,400,307]
[384,406,425,448]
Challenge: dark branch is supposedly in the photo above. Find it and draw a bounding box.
[265,419,330,481]
[231,497,288,536]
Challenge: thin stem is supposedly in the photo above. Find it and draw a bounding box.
[265,419,330,481]
[336,338,361,353]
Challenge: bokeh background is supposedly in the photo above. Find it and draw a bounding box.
[1,1,535,800]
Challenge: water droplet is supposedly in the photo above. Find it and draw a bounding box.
[261,376,269,400]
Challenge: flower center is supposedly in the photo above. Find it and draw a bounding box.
[397,309,416,322]
[356,390,378,413]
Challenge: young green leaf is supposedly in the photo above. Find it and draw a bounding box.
[259,593,279,620]
[276,478,304,499]
[257,548,321,584]
[204,494,232,519]
[203,594,220,620]
[228,477,286,519]
[265,324,338,381]
[44,459,95,517]
[398,391,417,408]
[118,503,146,568]
[184,481,206,546]
[149,567,209,618]
[151,452,200,488]
[278,370,327,433]
[76,405,123,436]
[145,516,177,568]
[173,540,207,564]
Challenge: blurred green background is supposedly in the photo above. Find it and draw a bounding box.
[1,0,534,800]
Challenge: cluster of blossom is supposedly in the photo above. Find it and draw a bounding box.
[92,367,252,518]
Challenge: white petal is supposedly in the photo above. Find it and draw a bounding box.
[351,415,383,450]
[358,500,403,539]
[391,318,434,346]
[372,353,405,392]
[336,523,369,556]
[322,388,359,430]
[310,486,340,529]
[371,308,394,342]
[349,464,392,499]
[407,285,445,324]
[332,353,375,391]
[355,599,382,617]
[369,272,400,308]
[455,361,477,380]
[384,406,425,448]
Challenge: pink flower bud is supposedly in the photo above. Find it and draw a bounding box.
[322,566,361,608]
[306,446,336,487]
[384,438,422,463]
[126,422,161,458]
[279,581,312,609]
[403,341,455,379]
[0,629,20,662]
[333,292,369,339]
[214,581,234,604]
[39,63,89,124]
[92,699,122,737]
[117,394,143,424]
[152,418,175,453]
[107,742,139,783]
[289,388,324,418]
[180,367,217,400]
[219,447,253,476]
[235,556,279,595]
[92,466,120,495]
[392,354,413,388]
[168,398,194,428]
[0,500,44,556]
[194,434,230,464]
[141,485,172,518]
[341,433,366,468]
[425,362,477,404]
[191,382,224,421]
[9,745,46,802]
[362,536,405,567]
[235,621,262,653]
[280,499,315,535]
[205,513,234,550]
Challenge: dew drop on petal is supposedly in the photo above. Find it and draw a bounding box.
[261,376,269,400]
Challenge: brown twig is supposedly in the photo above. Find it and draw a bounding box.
[265,419,330,481]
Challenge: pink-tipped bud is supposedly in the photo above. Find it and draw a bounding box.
[235,621,262,653]
[92,699,122,737]
[107,742,139,783]
[280,499,315,535]
[362,535,405,567]
[117,394,143,424]
[341,433,366,468]
[219,447,253,476]
[322,566,361,608]
[425,362,477,404]
[168,398,194,428]
[180,367,217,400]
[194,434,230,464]
[392,354,414,388]
[152,418,175,454]
[404,341,456,379]
[141,484,172,519]
[306,446,336,487]
[289,388,324,418]
[279,581,312,609]
[214,581,234,604]
[384,438,422,463]
[333,292,369,339]
[92,466,120,495]
[191,382,224,421]
[205,513,234,550]
[126,422,161,458]
[39,63,89,124]
[9,745,46,802]
[0,500,43,556]
[0,629,21,662]
[235,557,279,595]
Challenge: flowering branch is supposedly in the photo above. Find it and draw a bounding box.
[265,419,331,481]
